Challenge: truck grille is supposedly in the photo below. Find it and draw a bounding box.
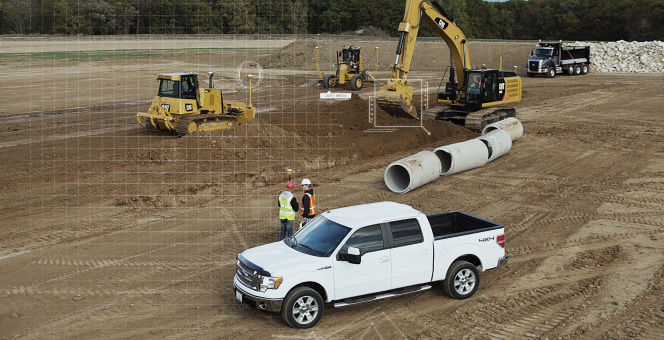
[529,61,539,71]
[236,261,256,289]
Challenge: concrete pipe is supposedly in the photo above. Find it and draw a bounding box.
[384,151,442,194]
[477,129,512,162]
[433,139,489,176]
[482,117,523,141]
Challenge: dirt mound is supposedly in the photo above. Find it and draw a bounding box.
[259,39,535,76]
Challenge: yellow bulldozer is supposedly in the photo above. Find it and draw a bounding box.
[376,0,522,132]
[137,72,256,137]
[318,45,378,91]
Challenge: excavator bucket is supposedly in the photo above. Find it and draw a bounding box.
[376,84,418,119]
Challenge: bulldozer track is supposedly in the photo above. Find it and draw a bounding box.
[174,114,239,137]
[464,107,516,132]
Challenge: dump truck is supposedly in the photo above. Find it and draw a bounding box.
[527,40,591,78]
[376,0,522,132]
[137,72,256,137]
[318,46,378,91]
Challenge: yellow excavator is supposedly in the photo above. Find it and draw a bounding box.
[137,72,256,137]
[376,0,522,131]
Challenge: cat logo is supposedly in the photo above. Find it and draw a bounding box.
[435,18,448,31]
[499,83,505,90]
[185,104,193,112]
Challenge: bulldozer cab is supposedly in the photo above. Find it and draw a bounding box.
[157,73,198,100]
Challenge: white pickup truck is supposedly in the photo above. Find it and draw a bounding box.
[233,202,508,328]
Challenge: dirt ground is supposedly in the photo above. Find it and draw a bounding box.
[1,36,663,340]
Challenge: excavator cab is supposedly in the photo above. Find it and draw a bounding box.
[464,70,499,106]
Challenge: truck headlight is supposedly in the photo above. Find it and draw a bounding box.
[259,276,283,291]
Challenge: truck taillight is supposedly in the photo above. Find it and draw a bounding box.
[497,234,505,248]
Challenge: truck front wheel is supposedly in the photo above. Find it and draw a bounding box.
[547,68,555,78]
[282,287,324,329]
[444,261,480,299]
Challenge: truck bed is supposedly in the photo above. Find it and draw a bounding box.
[427,211,502,240]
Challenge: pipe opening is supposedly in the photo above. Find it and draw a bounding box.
[384,165,411,192]
[434,149,453,173]
[480,139,493,158]
[484,126,499,134]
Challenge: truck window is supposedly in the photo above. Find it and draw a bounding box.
[292,216,351,257]
[389,219,423,247]
[341,224,383,255]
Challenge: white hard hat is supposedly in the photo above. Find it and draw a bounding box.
[301,178,312,186]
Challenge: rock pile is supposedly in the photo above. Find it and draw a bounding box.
[571,40,664,73]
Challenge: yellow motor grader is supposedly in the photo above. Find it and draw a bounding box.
[137,72,256,137]
[318,45,378,91]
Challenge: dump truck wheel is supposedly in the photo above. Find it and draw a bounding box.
[567,66,574,75]
[581,64,589,74]
[350,75,363,91]
[574,65,582,75]
[323,74,334,89]
[547,68,555,78]
[527,72,535,78]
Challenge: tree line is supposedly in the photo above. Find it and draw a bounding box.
[1,0,662,41]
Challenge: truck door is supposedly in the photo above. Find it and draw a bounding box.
[388,218,433,288]
[333,224,391,300]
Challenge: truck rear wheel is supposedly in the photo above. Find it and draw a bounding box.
[443,261,480,299]
[282,287,324,329]
[574,65,582,75]
[581,64,589,74]
[567,66,574,75]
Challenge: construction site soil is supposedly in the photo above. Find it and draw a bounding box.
[1,36,663,340]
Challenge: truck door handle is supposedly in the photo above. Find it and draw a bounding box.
[420,249,429,256]
[380,256,389,263]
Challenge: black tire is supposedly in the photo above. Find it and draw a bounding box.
[350,74,363,91]
[574,64,582,75]
[322,74,334,89]
[547,68,555,78]
[581,64,589,75]
[527,72,535,78]
[282,287,324,329]
[566,65,574,75]
[443,261,480,300]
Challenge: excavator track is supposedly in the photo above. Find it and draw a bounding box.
[174,114,238,137]
[464,107,516,132]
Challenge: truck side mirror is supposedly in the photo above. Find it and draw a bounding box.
[339,247,361,264]
[531,50,533,56]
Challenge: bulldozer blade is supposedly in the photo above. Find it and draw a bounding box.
[376,86,418,119]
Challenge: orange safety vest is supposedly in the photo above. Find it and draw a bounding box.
[300,192,316,216]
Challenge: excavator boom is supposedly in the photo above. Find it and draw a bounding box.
[377,0,470,118]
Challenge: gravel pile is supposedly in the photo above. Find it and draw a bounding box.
[571,40,664,73]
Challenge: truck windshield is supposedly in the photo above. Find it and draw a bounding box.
[291,217,351,257]
[535,48,553,57]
